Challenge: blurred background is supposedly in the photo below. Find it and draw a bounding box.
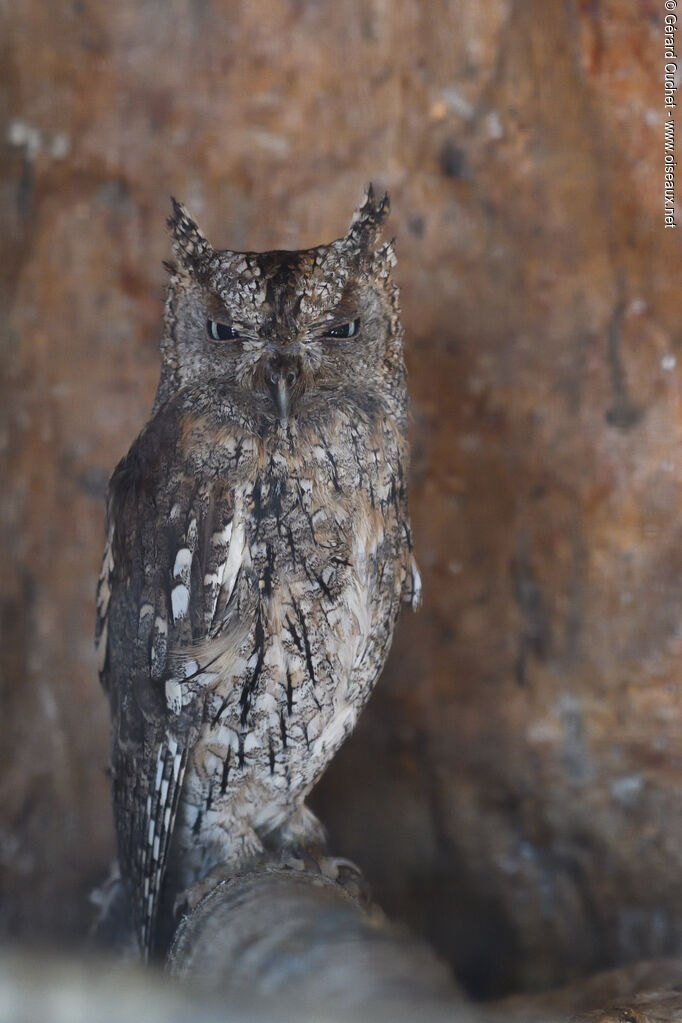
[0,0,679,1001]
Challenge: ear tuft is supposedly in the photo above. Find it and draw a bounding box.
[346,183,391,251]
[167,197,212,267]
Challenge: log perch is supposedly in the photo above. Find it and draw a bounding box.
[167,865,468,1019]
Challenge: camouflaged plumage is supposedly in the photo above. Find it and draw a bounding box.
[96,187,420,958]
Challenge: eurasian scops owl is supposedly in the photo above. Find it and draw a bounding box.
[95,187,421,958]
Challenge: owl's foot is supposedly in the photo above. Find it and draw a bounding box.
[270,803,328,853]
[269,806,372,906]
[175,808,372,919]
[319,855,372,906]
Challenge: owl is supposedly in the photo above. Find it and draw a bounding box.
[95,186,421,959]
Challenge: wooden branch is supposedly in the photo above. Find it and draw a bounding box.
[166,863,475,1020]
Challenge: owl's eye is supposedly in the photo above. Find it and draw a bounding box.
[324,318,360,340]
[207,319,240,341]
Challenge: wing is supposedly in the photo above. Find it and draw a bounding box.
[96,409,243,958]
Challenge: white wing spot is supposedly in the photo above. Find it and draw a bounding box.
[139,602,154,623]
[165,678,183,714]
[173,548,192,583]
[171,584,190,622]
[211,523,233,547]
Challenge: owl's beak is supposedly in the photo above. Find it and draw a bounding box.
[274,377,290,424]
[265,353,300,425]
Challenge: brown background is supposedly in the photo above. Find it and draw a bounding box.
[1,0,680,1000]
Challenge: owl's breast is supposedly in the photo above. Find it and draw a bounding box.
[187,409,408,787]
[167,404,411,885]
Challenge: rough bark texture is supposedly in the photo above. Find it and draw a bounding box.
[0,0,679,1006]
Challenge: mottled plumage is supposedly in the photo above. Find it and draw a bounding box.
[96,187,420,958]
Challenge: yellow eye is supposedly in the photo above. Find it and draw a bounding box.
[207,320,240,341]
[325,318,360,340]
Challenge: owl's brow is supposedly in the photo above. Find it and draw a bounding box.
[309,304,360,329]
[202,282,265,329]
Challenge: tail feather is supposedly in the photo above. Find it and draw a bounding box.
[138,738,188,959]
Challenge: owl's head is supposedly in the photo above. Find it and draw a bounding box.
[156,187,404,427]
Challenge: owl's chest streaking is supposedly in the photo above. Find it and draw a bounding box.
[165,401,411,872]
